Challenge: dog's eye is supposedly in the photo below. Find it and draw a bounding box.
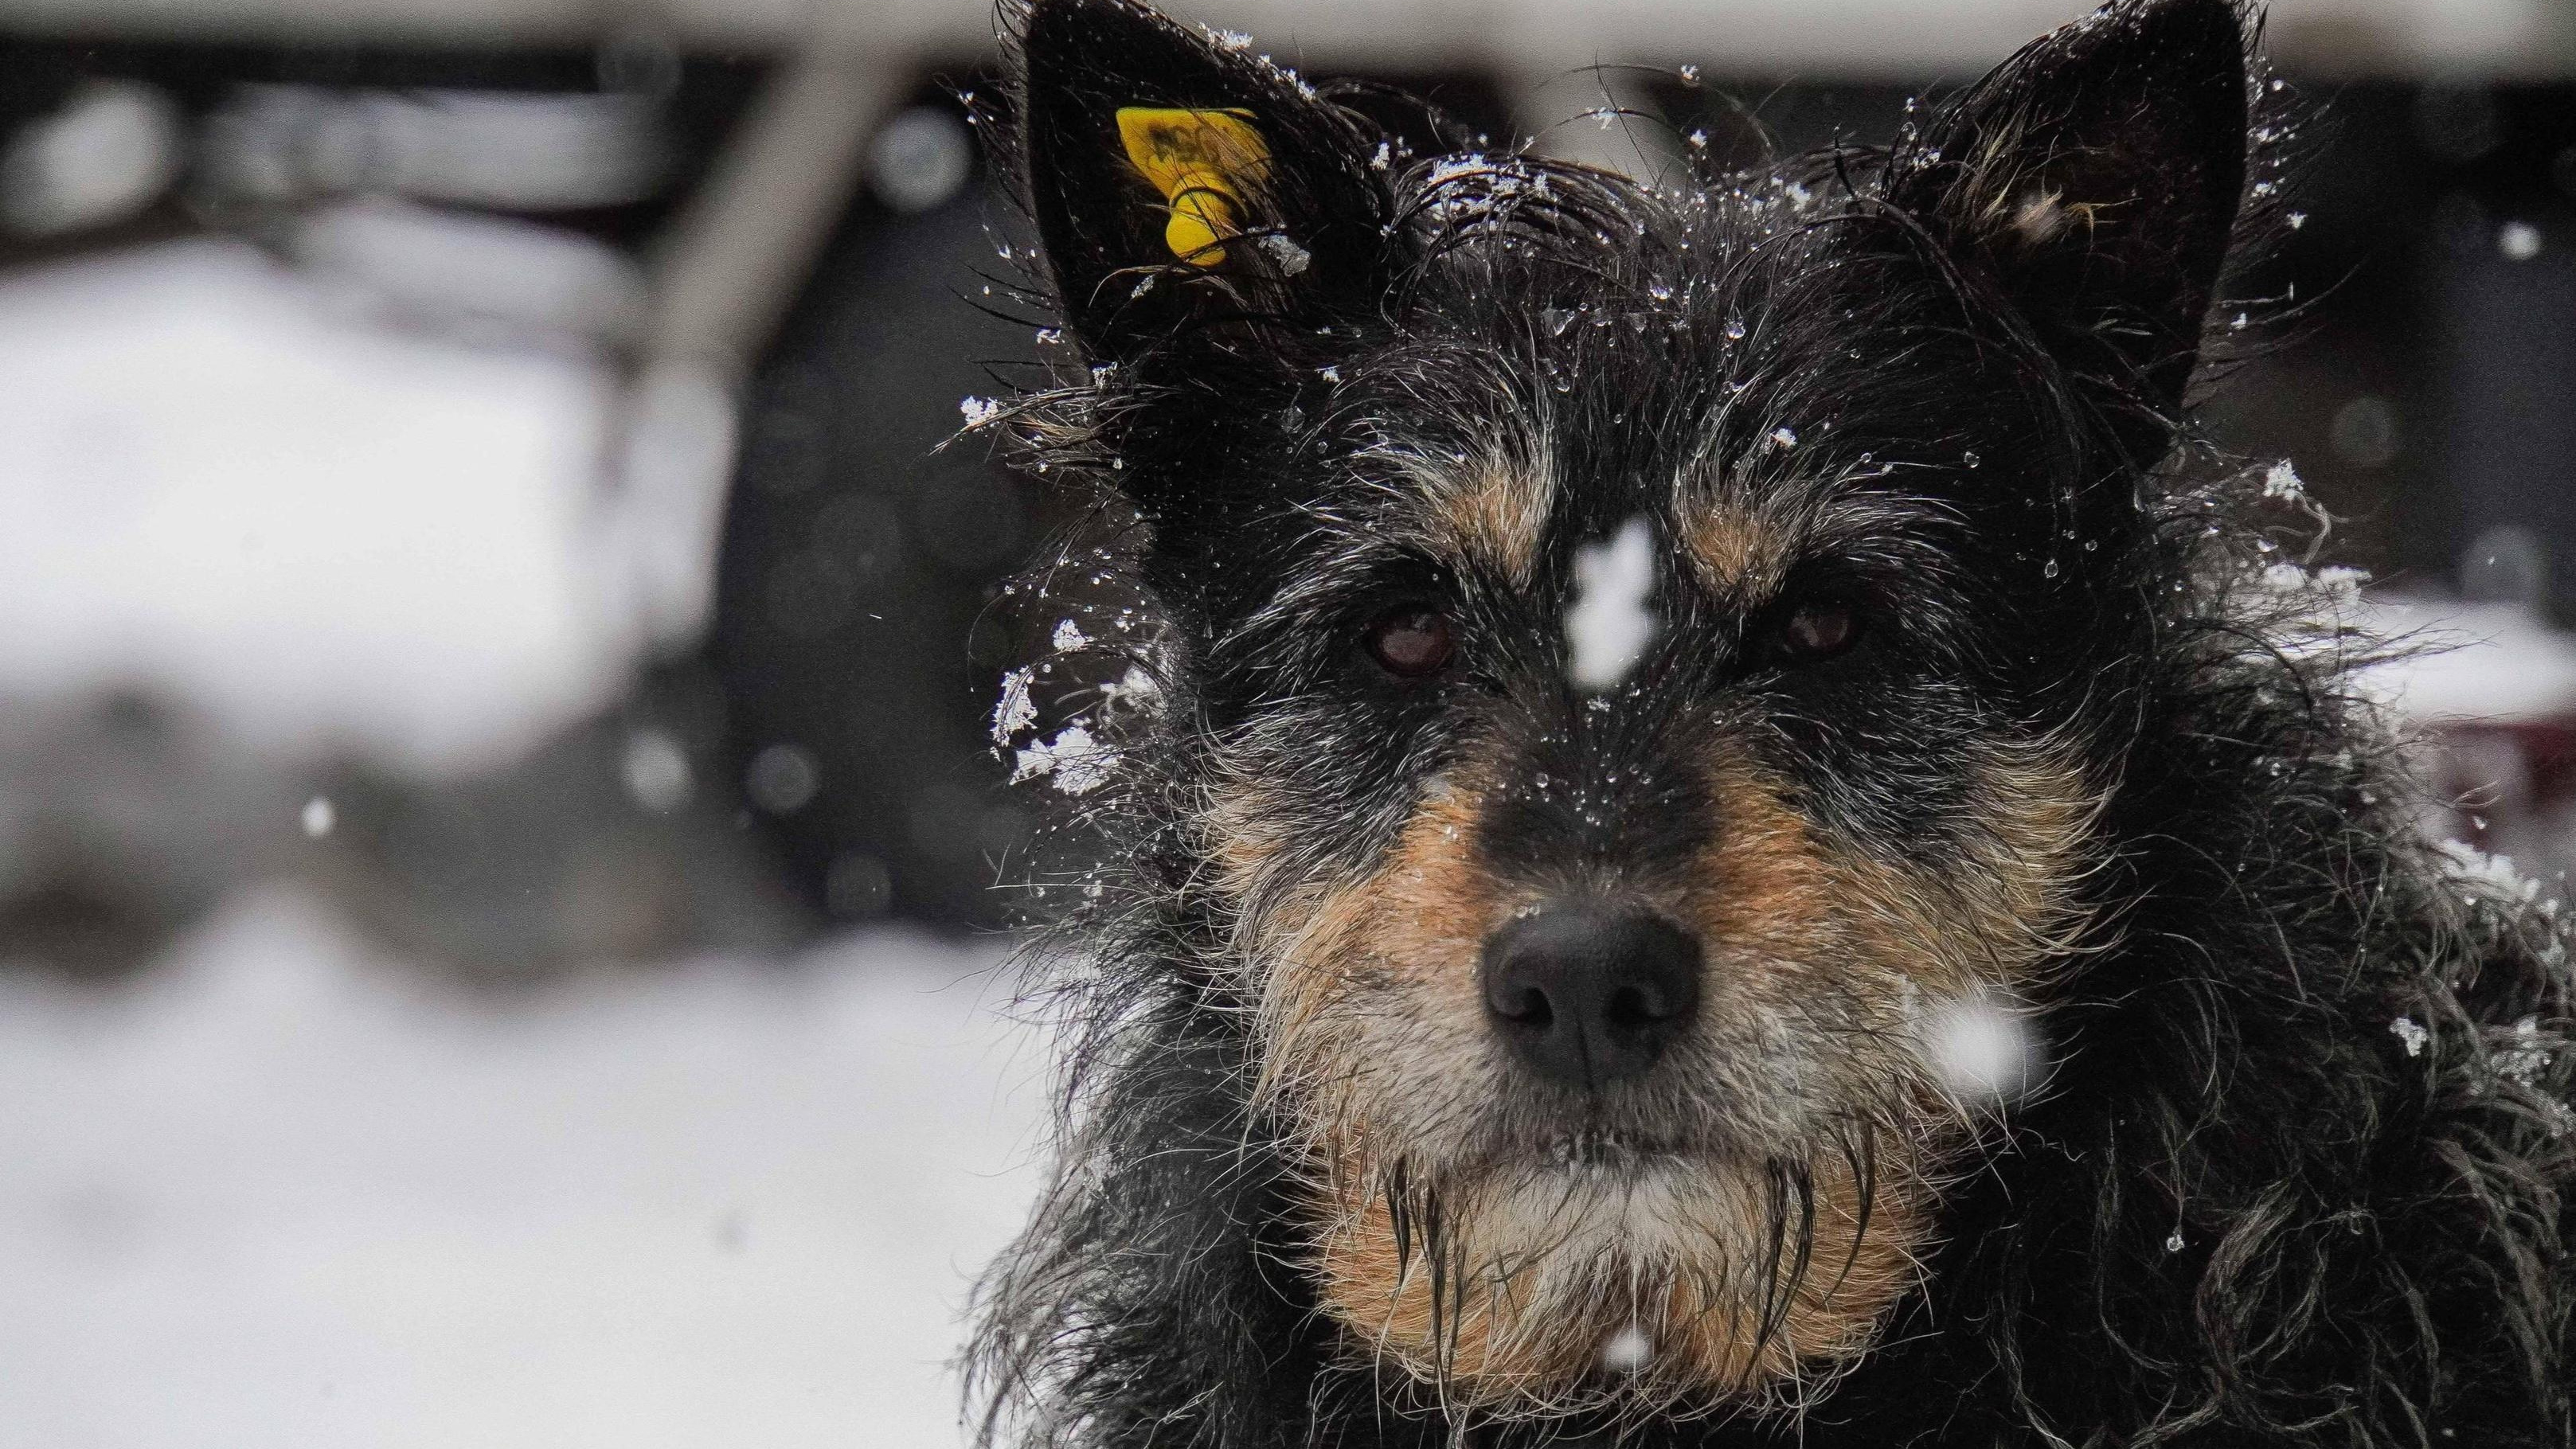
[1363,606,1456,679]
[1776,600,1859,663]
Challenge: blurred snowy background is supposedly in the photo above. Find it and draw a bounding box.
[0,0,2571,1443]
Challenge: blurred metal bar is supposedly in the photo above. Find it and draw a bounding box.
[643,41,898,373]
[3,0,2571,78]
[1518,66,1686,181]
[587,41,902,659]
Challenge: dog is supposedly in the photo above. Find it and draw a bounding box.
[964,2,2576,1443]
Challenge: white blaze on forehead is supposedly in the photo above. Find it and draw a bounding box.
[1917,990,2039,1103]
[1564,515,1658,690]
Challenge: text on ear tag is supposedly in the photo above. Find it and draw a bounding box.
[1116,107,1268,266]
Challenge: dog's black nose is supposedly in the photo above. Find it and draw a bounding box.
[1480,904,1702,1088]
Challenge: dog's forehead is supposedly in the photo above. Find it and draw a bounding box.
[1353,364,1842,603]
[1323,198,1882,598]
[1380,440,1823,609]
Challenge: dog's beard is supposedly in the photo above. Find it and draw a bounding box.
[1310,1125,1925,1418]
[1265,931,1952,1413]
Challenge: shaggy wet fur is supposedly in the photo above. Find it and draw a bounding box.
[963,1,2576,1443]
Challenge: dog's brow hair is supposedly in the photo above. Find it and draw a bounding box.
[1679,495,1804,604]
[1675,478,1919,606]
[1429,458,1555,587]
[1361,438,1557,587]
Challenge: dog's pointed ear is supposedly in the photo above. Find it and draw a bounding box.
[1890,0,2248,411]
[1013,0,1394,373]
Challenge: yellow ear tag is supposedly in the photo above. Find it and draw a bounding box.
[1116,107,1269,267]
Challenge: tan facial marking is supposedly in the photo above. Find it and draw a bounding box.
[1678,498,1802,605]
[1237,774,1499,1105]
[1426,461,1554,587]
[1831,747,2104,992]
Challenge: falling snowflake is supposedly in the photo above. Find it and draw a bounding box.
[1600,1324,1654,1373]
[2496,1015,2552,1086]
[1101,664,1163,715]
[1014,724,1111,795]
[1564,517,1657,690]
[1257,233,1311,275]
[2261,459,2304,501]
[2436,838,2544,907]
[1051,619,1089,653]
[1423,154,1491,189]
[1918,990,2039,1103]
[960,396,1002,428]
[991,666,1037,747]
[2389,1015,2429,1058]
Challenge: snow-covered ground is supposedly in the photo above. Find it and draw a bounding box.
[0,240,635,778]
[2357,593,2576,725]
[0,889,1051,1448]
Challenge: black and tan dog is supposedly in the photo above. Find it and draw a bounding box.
[965,2,2576,1443]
